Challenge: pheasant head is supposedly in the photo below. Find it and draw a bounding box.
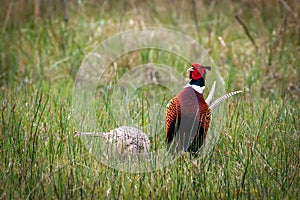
[188,63,211,87]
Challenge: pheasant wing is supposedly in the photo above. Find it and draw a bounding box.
[165,97,180,144]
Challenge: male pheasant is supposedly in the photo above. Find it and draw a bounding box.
[166,63,212,153]
[166,63,242,154]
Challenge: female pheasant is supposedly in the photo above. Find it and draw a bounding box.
[75,126,150,155]
[166,63,212,153]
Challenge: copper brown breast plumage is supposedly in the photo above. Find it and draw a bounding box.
[166,64,211,153]
[166,87,211,153]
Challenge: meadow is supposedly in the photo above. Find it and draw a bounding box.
[0,0,299,199]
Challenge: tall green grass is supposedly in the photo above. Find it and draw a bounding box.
[1,0,299,199]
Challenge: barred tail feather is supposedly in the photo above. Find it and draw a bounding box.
[209,90,242,113]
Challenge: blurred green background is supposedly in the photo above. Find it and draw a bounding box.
[1,0,299,96]
[0,0,299,199]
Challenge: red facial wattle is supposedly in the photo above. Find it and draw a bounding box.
[190,63,210,80]
[191,67,205,80]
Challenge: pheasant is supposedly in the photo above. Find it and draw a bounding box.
[75,126,150,155]
[166,63,242,154]
[75,64,241,157]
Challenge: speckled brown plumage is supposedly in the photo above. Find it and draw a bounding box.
[166,86,211,153]
[75,126,150,155]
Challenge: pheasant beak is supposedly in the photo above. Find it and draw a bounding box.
[187,67,194,72]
